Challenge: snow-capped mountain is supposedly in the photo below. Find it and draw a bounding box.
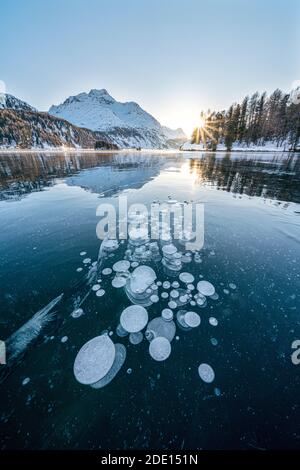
[49,89,186,148]
[161,126,186,140]
[0,93,37,112]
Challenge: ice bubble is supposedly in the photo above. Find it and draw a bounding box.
[129,265,156,294]
[194,293,207,307]
[102,268,112,275]
[71,308,84,319]
[161,308,174,321]
[156,281,162,287]
[127,368,132,374]
[101,239,119,252]
[131,261,139,268]
[161,292,169,299]
[198,363,215,383]
[187,284,195,291]
[149,337,171,361]
[179,272,195,284]
[197,281,215,297]
[61,336,68,343]
[76,267,83,272]
[120,305,148,333]
[80,251,87,256]
[146,317,176,342]
[129,227,149,244]
[74,335,116,385]
[179,295,189,303]
[176,310,190,330]
[92,284,101,291]
[209,317,218,326]
[150,294,159,303]
[168,300,177,309]
[211,337,218,346]
[162,244,177,256]
[190,300,196,306]
[129,332,144,345]
[83,258,91,264]
[116,323,128,337]
[113,260,130,272]
[172,281,180,288]
[170,289,179,299]
[184,311,201,328]
[90,343,126,389]
[96,289,105,297]
[163,281,171,289]
[112,277,127,288]
[22,377,30,386]
[214,387,221,396]
[229,283,237,290]
[223,289,230,294]
[210,292,219,300]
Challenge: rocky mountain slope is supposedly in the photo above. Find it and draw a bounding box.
[0,93,37,112]
[49,89,186,148]
[0,109,117,149]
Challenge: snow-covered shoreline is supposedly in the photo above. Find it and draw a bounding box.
[0,146,297,155]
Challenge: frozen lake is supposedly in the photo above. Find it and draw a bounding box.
[0,150,299,449]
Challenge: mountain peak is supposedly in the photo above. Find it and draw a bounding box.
[0,93,36,112]
[88,88,115,102]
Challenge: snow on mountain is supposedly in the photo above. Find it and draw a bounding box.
[49,89,187,148]
[161,126,186,141]
[0,93,37,112]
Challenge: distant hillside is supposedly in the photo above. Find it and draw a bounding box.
[0,109,118,150]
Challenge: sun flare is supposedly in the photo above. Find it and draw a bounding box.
[198,116,206,129]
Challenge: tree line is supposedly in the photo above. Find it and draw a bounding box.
[191,88,300,151]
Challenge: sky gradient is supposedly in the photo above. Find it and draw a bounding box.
[1,0,299,134]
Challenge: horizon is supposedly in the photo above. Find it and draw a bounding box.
[1,0,300,135]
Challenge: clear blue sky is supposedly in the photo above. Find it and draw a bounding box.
[1,0,299,134]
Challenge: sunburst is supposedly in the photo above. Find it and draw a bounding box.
[193,111,223,147]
